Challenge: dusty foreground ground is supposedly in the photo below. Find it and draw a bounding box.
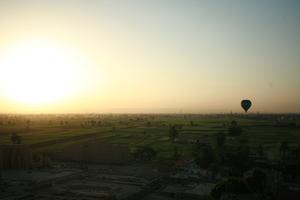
[1,162,180,200]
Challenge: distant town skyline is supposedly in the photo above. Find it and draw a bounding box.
[0,0,299,113]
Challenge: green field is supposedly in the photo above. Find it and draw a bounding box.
[1,114,300,159]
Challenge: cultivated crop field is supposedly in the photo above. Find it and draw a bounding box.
[1,114,299,159]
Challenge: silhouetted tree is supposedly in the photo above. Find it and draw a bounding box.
[215,132,226,162]
[223,144,250,176]
[146,121,152,127]
[216,132,226,149]
[194,144,215,169]
[228,120,242,136]
[91,120,96,126]
[279,141,289,160]
[26,120,30,124]
[10,133,22,144]
[169,125,179,142]
[26,120,31,128]
[246,169,267,193]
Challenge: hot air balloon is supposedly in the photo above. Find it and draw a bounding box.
[241,99,252,112]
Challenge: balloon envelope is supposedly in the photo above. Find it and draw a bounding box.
[241,100,252,112]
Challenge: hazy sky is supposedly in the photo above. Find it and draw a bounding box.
[0,0,300,113]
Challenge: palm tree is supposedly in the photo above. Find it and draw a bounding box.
[216,132,226,149]
[169,125,178,142]
[215,132,226,162]
[279,141,289,160]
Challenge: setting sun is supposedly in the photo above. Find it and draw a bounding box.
[0,39,87,105]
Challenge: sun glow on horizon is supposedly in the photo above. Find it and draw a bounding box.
[0,1,299,113]
[0,39,89,106]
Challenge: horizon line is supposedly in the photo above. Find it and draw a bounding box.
[1,112,300,115]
